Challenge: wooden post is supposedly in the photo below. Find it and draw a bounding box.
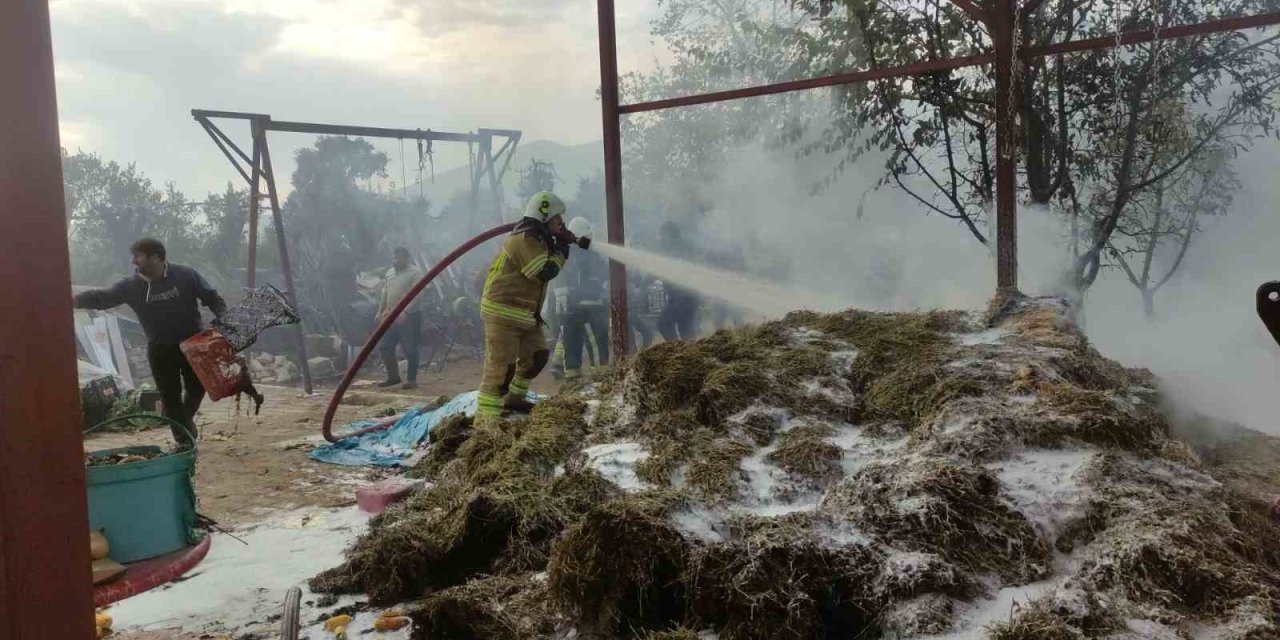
[0,0,96,636]
[597,0,631,357]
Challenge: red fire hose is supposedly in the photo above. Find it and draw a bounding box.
[322,223,515,442]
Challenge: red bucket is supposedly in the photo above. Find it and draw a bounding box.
[179,329,244,401]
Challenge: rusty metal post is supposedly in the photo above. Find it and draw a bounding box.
[246,120,263,288]
[0,0,96,637]
[597,0,631,357]
[257,118,314,394]
[993,0,1018,292]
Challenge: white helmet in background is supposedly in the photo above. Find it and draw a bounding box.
[567,217,593,239]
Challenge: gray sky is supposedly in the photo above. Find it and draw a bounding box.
[50,0,663,196]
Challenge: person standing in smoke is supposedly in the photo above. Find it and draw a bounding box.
[549,217,609,380]
[375,246,424,389]
[656,220,701,341]
[474,192,584,426]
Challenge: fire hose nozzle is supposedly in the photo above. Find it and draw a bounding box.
[558,230,591,251]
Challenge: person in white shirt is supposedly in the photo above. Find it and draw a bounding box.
[376,246,424,389]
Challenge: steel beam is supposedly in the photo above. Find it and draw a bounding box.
[619,53,995,114]
[198,118,251,185]
[257,121,314,395]
[0,0,96,637]
[597,0,631,357]
[246,120,263,289]
[1023,11,1280,58]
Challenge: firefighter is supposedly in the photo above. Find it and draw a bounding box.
[553,217,609,380]
[475,192,583,426]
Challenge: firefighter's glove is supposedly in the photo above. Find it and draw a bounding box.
[553,236,573,260]
[576,236,592,251]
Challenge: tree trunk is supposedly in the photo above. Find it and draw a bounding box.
[1142,289,1156,320]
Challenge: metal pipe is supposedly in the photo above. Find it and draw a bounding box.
[1023,11,1280,59]
[597,0,632,358]
[993,0,1018,292]
[246,121,263,289]
[619,53,994,114]
[197,118,251,185]
[0,0,96,636]
[322,223,515,442]
[257,120,314,395]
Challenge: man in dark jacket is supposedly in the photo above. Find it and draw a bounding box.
[549,217,609,380]
[74,238,226,447]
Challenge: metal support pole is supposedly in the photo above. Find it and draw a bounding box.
[246,121,263,288]
[993,0,1018,292]
[597,0,631,357]
[477,134,499,225]
[484,140,507,223]
[257,118,314,394]
[0,0,96,637]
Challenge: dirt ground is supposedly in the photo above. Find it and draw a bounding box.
[86,358,496,527]
[90,356,562,639]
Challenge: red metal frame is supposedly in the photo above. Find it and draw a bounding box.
[1,1,96,638]
[596,2,1280,354]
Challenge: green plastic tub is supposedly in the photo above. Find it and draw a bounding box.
[85,417,199,563]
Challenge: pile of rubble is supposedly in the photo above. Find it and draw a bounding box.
[247,352,301,385]
[311,295,1280,640]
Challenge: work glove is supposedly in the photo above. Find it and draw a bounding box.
[553,236,573,260]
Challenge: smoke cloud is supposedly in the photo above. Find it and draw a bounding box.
[647,111,1279,434]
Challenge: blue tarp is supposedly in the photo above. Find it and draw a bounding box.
[308,391,536,467]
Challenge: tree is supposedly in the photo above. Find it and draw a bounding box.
[794,0,1280,295]
[61,150,209,284]
[1108,144,1238,318]
[629,0,1280,298]
[619,0,812,230]
[516,158,562,203]
[281,136,425,333]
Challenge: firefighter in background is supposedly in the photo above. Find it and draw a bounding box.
[475,192,584,426]
[551,217,609,380]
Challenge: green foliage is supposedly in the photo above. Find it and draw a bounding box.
[280,136,429,333]
[626,0,1280,295]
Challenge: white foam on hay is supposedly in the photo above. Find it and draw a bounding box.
[955,328,1010,346]
[583,442,650,492]
[828,425,910,476]
[987,448,1095,541]
[914,554,1083,640]
[672,507,728,543]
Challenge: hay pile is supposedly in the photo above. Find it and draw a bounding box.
[312,295,1280,639]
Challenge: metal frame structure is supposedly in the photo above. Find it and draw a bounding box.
[595,0,1280,358]
[191,110,521,393]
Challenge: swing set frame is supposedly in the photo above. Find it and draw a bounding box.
[190,109,521,393]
